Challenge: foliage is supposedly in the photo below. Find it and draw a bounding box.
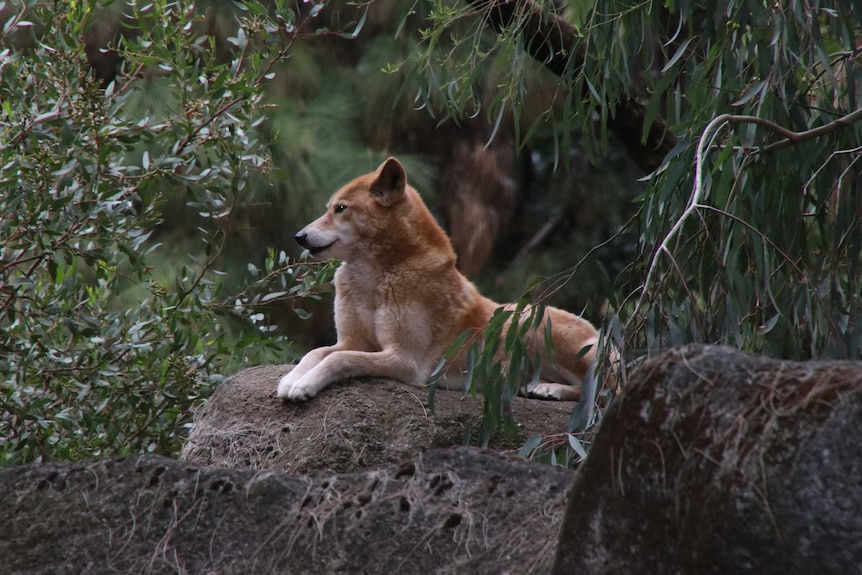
[9,0,855,472]
[429,283,612,468]
[417,0,862,360]
[0,0,336,465]
[622,0,862,362]
[413,0,862,464]
[430,298,549,447]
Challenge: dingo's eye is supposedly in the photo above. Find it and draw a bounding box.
[334,203,347,214]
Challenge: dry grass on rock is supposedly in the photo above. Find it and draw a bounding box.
[181,364,575,474]
[1,447,572,574]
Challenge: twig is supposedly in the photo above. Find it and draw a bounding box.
[109,62,145,100]
[534,211,638,303]
[2,96,67,150]
[515,212,563,260]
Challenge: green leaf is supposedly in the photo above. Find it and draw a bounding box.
[518,435,543,459]
[567,433,588,459]
[732,79,766,107]
[661,37,694,74]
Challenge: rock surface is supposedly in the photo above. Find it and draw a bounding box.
[553,344,862,574]
[1,446,572,575]
[181,364,575,473]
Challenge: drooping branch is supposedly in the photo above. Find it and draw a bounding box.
[472,0,677,174]
[635,109,862,325]
[752,107,862,152]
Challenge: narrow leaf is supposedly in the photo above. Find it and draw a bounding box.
[567,434,588,459]
[661,37,694,74]
[518,435,543,458]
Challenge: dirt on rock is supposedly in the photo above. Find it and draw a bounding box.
[1,447,572,575]
[553,344,862,575]
[181,364,576,474]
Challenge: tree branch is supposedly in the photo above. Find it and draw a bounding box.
[634,108,862,323]
[472,0,677,174]
[754,107,862,153]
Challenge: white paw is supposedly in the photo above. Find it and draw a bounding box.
[276,373,298,400]
[526,382,564,400]
[285,379,318,402]
[277,373,321,402]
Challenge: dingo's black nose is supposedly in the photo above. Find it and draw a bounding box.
[295,231,308,247]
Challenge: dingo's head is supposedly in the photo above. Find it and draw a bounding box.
[295,157,415,262]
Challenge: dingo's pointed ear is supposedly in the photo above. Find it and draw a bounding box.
[370,157,406,206]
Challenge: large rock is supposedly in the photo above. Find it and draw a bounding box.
[181,364,574,473]
[553,344,862,574]
[0,447,571,575]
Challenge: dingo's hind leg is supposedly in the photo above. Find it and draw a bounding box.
[526,381,581,401]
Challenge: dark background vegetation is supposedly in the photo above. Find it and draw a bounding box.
[1,0,859,466]
[79,0,638,347]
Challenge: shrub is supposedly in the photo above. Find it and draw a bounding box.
[0,0,326,465]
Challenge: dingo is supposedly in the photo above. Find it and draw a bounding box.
[277,158,604,403]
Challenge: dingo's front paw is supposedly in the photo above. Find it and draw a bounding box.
[277,373,319,402]
[276,373,298,400]
[285,381,318,401]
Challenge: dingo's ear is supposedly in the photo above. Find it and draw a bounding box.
[370,157,406,206]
